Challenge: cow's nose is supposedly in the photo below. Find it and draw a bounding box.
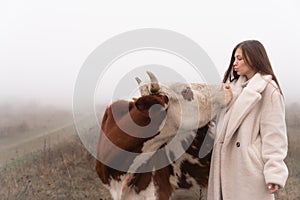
[223,84,230,90]
[222,83,232,105]
[222,83,231,90]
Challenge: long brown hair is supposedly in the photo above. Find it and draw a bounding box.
[223,40,282,94]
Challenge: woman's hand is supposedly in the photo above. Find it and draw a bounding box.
[267,183,279,194]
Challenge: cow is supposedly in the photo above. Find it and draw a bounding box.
[95,71,232,200]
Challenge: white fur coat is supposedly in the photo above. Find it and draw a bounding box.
[207,73,288,200]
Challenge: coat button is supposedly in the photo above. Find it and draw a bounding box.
[236,142,240,147]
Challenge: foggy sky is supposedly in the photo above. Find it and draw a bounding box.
[1,0,299,109]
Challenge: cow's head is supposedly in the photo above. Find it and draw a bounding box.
[134,94,169,119]
[136,71,232,130]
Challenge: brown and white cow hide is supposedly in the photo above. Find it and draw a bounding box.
[95,95,213,200]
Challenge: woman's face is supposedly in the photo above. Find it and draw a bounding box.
[233,48,256,79]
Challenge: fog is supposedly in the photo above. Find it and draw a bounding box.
[1,0,300,110]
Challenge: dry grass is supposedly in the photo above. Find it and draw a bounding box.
[0,135,112,200]
[274,126,300,200]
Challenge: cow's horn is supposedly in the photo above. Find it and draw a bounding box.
[135,76,150,96]
[135,77,142,84]
[146,71,160,94]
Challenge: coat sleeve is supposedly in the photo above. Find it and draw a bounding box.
[260,86,289,188]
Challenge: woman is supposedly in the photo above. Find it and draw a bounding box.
[207,40,288,200]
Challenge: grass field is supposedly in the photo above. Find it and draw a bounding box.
[0,134,112,200]
[276,126,300,200]
[0,104,299,200]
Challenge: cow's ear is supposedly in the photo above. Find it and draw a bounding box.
[135,95,169,112]
[162,95,169,105]
[135,96,151,112]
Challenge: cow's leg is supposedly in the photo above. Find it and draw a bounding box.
[108,175,126,200]
[121,175,157,200]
